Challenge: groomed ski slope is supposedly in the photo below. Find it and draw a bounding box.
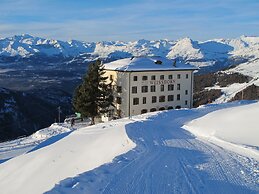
[0,101,258,194]
[47,101,258,194]
[0,124,71,163]
[0,120,136,194]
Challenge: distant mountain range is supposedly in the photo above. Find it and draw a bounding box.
[1,34,259,71]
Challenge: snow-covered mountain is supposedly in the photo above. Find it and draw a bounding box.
[1,34,259,67]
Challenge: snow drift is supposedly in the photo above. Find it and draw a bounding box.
[0,119,135,194]
[184,102,259,159]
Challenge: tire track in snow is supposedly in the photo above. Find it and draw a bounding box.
[47,104,259,194]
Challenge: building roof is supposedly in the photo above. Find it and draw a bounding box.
[103,56,197,72]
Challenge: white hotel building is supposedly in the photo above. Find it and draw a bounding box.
[102,56,197,121]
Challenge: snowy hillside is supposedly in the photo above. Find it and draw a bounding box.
[184,102,259,159]
[0,123,71,162]
[0,101,258,194]
[199,58,259,104]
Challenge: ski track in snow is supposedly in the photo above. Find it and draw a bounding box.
[47,102,259,194]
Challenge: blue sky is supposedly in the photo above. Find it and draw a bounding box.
[0,0,259,41]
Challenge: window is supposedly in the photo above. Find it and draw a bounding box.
[186,74,189,79]
[141,109,148,114]
[160,85,164,92]
[133,76,138,81]
[132,86,137,93]
[159,107,165,111]
[150,108,156,112]
[152,96,157,103]
[175,105,181,109]
[151,85,156,92]
[168,95,174,101]
[143,97,146,104]
[160,75,164,80]
[185,90,188,95]
[168,106,173,110]
[142,76,148,81]
[110,75,113,81]
[185,100,188,105]
[117,86,122,93]
[151,75,156,80]
[133,98,139,105]
[177,84,181,90]
[168,75,173,79]
[177,74,181,79]
[168,84,174,91]
[177,94,180,101]
[116,97,121,104]
[142,86,148,93]
[159,96,165,102]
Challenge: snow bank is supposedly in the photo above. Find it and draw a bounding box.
[184,102,259,159]
[0,123,71,161]
[0,119,135,194]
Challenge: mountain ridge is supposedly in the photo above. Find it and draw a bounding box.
[0,34,258,58]
[1,34,259,75]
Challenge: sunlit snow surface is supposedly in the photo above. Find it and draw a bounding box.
[0,123,71,162]
[0,101,258,194]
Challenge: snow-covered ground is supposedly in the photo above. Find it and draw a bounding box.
[0,101,258,194]
[0,123,71,163]
[184,102,259,160]
[0,119,135,194]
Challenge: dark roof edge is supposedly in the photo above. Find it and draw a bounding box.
[104,68,198,72]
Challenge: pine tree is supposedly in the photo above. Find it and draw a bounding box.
[72,59,113,125]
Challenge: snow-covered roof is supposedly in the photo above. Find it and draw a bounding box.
[103,56,197,72]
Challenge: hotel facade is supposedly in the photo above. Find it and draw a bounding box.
[101,56,197,121]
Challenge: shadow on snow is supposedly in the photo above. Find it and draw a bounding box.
[46,101,257,194]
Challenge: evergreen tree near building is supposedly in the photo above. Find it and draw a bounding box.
[72,59,114,125]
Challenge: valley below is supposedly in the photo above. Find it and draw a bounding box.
[1,34,259,141]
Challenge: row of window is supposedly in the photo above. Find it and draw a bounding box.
[132,85,188,94]
[116,94,185,105]
[133,74,189,81]
[132,94,184,105]
[113,85,189,95]
[141,106,182,114]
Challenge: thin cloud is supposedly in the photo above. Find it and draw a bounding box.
[0,0,258,41]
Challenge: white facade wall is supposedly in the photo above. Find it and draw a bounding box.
[103,69,194,119]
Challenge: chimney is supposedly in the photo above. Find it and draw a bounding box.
[173,60,176,67]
